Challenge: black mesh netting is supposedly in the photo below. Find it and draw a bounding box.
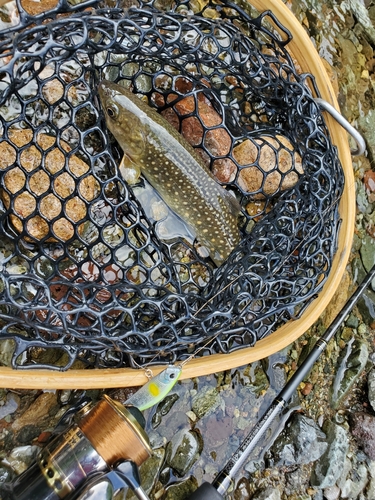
[0,0,344,370]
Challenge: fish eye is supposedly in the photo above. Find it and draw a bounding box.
[170,373,176,379]
[106,103,118,119]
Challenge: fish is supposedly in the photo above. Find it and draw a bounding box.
[125,365,182,411]
[98,80,241,265]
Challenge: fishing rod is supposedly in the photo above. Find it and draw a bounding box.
[184,262,375,499]
[4,262,373,500]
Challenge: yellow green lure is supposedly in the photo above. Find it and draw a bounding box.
[125,365,182,411]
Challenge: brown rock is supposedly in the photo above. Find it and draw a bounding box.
[162,91,235,180]
[12,392,58,432]
[301,382,314,396]
[37,431,52,444]
[234,135,304,197]
[364,170,375,192]
[20,0,59,15]
[181,116,203,146]
[42,78,64,105]
[0,129,94,242]
[212,158,237,183]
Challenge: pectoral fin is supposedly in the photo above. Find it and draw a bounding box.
[119,155,141,185]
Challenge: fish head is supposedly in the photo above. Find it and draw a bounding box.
[98,80,146,162]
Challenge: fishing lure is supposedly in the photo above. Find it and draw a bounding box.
[125,365,182,411]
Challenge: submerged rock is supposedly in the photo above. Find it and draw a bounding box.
[311,421,349,488]
[163,476,198,499]
[166,429,203,477]
[267,413,327,467]
[191,386,221,419]
[126,448,164,500]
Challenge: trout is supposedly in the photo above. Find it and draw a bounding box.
[98,80,241,265]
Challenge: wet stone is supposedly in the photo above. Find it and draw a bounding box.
[266,414,327,467]
[16,424,40,444]
[0,463,14,486]
[126,448,164,500]
[251,486,281,500]
[165,429,203,477]
[233,477,251,500]
[330,339,369,409]
[191,386,221,419]
[163,476,198,499]
[152,393,179,429]
[349,412,375,460]
[7,445,39,475]
[311,421,349,488]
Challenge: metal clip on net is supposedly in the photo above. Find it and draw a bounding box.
[314,98,366,156]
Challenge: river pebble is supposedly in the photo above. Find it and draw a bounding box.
[349,412,375,460]
[191,386,221,419]
[367,367,375,411]
[251,487,281,500]
[162,476,198,499]
[323,485,341,500]
[126,448,165,500]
